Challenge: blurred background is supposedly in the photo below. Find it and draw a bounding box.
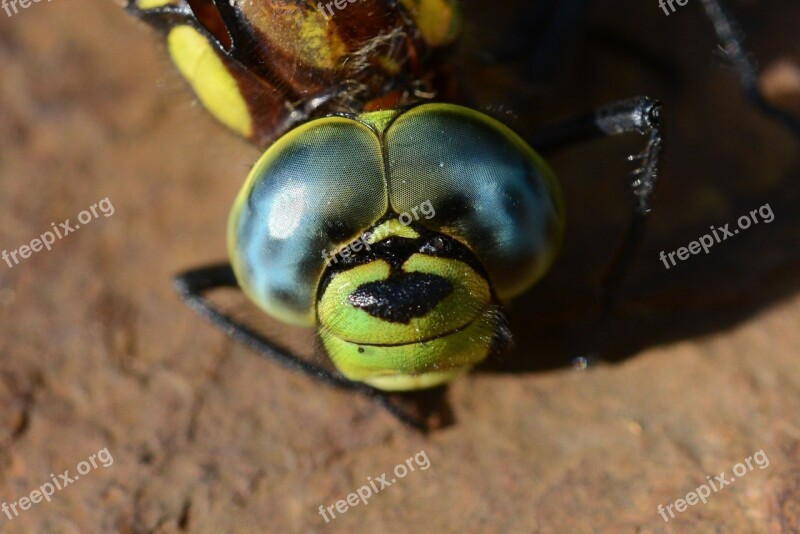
[0,0,798,531]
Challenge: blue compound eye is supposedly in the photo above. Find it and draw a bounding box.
[228,117,388,326]
[228,103,564,334]
[385,104,565,299]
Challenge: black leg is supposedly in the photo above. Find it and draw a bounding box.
[529,97,664,362]
[700,0,800,138]
[531,96,663,214]
[173,263,445,431]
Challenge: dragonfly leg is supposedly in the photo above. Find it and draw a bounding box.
[529,97,663,363]
[174,263,445,431]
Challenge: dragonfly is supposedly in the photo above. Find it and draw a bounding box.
[124,0,798,429]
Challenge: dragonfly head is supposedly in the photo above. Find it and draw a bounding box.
[227,104,564,390]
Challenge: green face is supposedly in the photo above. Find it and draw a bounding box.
[227,104,565,390]
[317,224,499,390]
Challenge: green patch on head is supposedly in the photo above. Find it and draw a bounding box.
[366,219,420,244]
[317,252,498,391]
[320,305,498,391]
[318,255,490,345]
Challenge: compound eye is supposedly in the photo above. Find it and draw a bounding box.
[385,104,565,298]
[228,117,388,326]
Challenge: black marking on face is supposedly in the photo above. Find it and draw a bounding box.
[316,225,491,300]
[348,272,453,324]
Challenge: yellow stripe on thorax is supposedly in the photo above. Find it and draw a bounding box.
[167,25,254,138]
[135,0,179,9]
[399,0,461,47]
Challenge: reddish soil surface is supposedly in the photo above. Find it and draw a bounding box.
[0,1,798,532]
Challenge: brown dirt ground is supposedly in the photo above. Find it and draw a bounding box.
[0,0,798,532]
